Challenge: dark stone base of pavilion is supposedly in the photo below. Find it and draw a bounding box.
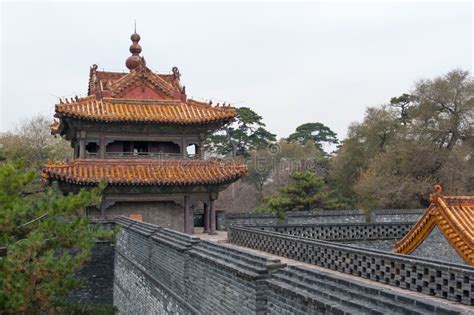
[86,196,218,235]
[61,181,226,235]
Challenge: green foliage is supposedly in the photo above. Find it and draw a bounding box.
[206,107,276,157]
[287,122,338,154]
[0,115,72,168]
[256,171,349,220]
[0,161,106,314]
[95,225,121,242]
[244,140,328,201]
[390,93,415,126]
[331,69,474,209]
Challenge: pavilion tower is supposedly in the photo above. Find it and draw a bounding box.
[42,32,247,234]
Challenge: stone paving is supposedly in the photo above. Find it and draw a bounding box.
[193,227,228,242]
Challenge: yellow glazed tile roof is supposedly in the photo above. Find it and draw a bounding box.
[53,96,236,128]
[42,159,247,186]
[393,185,474,265]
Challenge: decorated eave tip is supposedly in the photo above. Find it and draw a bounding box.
[429,184,443,202]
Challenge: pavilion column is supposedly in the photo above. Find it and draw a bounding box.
[182,136,188,159]
[73,142,79,159]
[184,195,191,234]
[203,202,210,233]
[79,130,86,159]
[79,139,86,159]
[198,140,204,159]
[100,196,107,219]
[209,197,217,235]
[190,203,195,235]
[99,135,106,159]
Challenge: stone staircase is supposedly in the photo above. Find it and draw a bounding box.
[189,240,285,278]
[267,265,470,315]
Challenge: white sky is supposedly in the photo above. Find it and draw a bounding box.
[0,1,472,141]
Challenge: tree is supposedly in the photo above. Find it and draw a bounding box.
[330,69,474,209]
[390,93,415,126]
[216,140,328,213]
[256,171,349,220]
[353,142,437,209]
[329,105,401,201]
[205,107,276,158]
[287,122,338,154]
[0,115,72,168]
[0,161,106,314]
[412,69,474,150]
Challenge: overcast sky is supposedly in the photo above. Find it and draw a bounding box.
[1,1,472,140]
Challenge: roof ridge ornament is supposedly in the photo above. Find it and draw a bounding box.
[430,184,443,203]
[125,29,145,71]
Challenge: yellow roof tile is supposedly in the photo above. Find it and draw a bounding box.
[42,159,247,186]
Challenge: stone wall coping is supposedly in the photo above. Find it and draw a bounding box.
[230,226,474,274]
[371,209,424,214]
[286,209,365,217]
[250,222,416,229]
[225,212,277,219]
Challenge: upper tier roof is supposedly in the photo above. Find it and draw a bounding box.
[42,159,247,186]
[51,32,237,134]
[52,96,236,129]
[393,185,474,265]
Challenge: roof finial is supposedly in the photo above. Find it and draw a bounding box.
[125,27,143,71]
[430,184,443,203]
[134,19,137,33]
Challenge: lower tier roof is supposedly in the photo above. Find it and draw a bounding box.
[42,159,247,186]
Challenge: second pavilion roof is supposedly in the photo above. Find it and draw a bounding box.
[393,185,474,265]
[42,159,247,186]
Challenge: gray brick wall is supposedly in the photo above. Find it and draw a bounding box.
[228,226,474,306]
[286,210,366,224]
[113,217,281,314]
[114,253,193,314]
[223,209,424,229]
[68,241,115,305]
[371,209,424,223]
[256,222,414,241]
[113,217,471,314]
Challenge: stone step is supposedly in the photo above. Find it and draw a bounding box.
[189,244,271,276]
[199,241,283,268]
[152,231,195,249]
[202,240,274,262]
[187,249,262,280]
